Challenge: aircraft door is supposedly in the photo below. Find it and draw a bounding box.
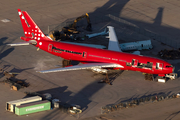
[48,44,53,52]
[132,59,138,67]
[156,63,163,70]
[82,52,87,58]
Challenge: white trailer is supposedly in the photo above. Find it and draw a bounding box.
[6,96,42,113]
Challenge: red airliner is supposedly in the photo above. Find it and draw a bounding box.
[9,9,176,81]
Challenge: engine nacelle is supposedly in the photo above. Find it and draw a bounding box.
[91,67,107,74]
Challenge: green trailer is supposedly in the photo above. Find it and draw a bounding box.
[15,100,51,116]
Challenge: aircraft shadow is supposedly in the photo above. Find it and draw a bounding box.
[0,48,14,60]
[37,80,106,120]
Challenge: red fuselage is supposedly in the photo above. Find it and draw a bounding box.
[17,9,174,76]
[32,39,174,76]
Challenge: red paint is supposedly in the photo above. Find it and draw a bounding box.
[17,9,174,76]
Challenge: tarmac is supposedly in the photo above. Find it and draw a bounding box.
[0,0,180,120]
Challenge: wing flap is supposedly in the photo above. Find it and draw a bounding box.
[37,63,124,73]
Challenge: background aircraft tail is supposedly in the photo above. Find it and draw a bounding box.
[107,26,122,52]
[18,9,51,41]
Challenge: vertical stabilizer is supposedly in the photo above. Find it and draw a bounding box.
[18,9,51,41]
[107,26,122,52]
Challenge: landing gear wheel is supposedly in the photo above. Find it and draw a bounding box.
[98,73,112,85]
[144,73,154,81]
[62,59,72,67]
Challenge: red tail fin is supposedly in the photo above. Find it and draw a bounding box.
[18,9,51,41]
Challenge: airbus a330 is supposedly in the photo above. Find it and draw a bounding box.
[8,9,176,83]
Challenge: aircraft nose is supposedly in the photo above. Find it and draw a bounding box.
[173,66,175,73]
[165,64,174,73]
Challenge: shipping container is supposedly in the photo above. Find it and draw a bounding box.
[6,96,42,112]
[15,100,51,116]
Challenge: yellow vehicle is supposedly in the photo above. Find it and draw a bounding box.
[63,13,92,33]
[49,13,92,41]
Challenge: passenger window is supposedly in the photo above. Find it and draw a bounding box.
[126,62,131,66]
[137,62,153,69]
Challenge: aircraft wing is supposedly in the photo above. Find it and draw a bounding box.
[61,41,106,49]
[107,26,122,52]
[37,63,124,73]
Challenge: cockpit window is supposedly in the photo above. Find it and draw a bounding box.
[166,65,173,68]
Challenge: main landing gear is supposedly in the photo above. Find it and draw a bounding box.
[98,70,123,85]
[99,73,112,85]
[62,59,72,67]
[144,73,154,81]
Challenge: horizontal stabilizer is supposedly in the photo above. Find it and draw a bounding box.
[132,51,140,55]
[37,63,124,73]
[7,40,37,46]
[86,28,108,39]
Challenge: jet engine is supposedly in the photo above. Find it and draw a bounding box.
[91,67,107,74]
